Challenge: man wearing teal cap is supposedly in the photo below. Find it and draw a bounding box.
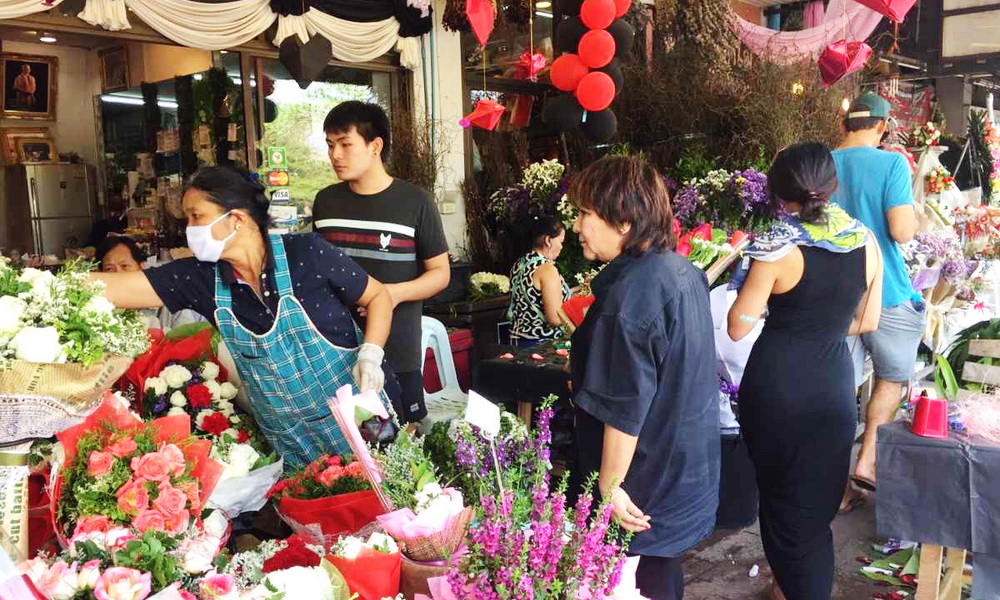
[832,92,924,510]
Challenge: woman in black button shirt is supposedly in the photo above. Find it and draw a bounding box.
[569,156,719,600]
[92,166,394,468]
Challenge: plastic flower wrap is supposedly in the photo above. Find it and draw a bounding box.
[51,395,224,545]
[327,532,401,600]
[468,273,510,300]
[269,455,384,542]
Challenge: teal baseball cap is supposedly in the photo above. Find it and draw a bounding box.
[847,92,892,121]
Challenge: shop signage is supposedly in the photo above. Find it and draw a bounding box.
[267,147,288,169]
[267,171,290,186]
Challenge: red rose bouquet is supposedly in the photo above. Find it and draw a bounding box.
[51,395,224,545]
[269,455,385,543]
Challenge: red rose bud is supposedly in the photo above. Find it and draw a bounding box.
[237,430,251,443]
[691,223,713,240]
[729,230,748,247]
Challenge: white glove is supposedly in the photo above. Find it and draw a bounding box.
[352,343,386,393]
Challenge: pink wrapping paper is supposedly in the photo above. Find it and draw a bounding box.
[327,385,390,509]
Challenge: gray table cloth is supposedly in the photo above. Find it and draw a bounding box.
[876,421,1000,599]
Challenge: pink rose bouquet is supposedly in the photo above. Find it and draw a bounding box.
[52,396,224,544]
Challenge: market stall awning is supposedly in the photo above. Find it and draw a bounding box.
[0,0,432,69]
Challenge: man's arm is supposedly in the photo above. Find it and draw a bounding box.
[384,253,450,308]
[887,204,917,244]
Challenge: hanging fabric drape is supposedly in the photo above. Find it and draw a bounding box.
[78,0,130,31]
[273,9,420,68]
[123,0,276,50]
[0,0,63,19]
[729,0,884,64]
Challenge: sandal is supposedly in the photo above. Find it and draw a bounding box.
[850,475,877,492]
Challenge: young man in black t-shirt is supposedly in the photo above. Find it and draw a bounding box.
[313,102,450,424]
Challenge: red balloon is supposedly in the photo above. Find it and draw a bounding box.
[550,54,590,92]
[580,0,616,30]
[613,0,630,17]
[575,71,616,112]
[578,29,616,68]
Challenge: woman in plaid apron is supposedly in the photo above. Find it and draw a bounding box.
[95,166,396,469]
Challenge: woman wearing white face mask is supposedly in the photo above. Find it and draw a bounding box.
[92,166,395,469]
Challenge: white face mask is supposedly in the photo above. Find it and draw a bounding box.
[186,211,237,263]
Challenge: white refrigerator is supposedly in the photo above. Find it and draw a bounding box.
[0,164,96,256]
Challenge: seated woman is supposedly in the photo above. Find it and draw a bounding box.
[97,236,204,331]
[507,216,570,346]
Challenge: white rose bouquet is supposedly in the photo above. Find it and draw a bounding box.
[141,351,281,517]
[469,272,510,301]
[0,259,149,367]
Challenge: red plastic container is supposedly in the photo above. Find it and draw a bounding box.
[911,395,949,439]
[422,328,473,393]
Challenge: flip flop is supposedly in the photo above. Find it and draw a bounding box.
[838,495,868,515]
[850,475,877,492]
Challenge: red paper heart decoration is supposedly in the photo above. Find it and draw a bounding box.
[459,99,506,131]
[466,0,496,46]
[850,0,917,23]
[818,40,873,89]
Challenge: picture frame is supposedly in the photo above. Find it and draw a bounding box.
[99,46,129,93]
[0,127,49,165]
[0,53,57,120]
[16,137,57,163]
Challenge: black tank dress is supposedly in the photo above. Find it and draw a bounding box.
[738,245,867,600]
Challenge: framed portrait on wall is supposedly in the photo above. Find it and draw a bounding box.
[16,137,57,163]
[0,127,50,165]
[0,53,58,120]
[99,46,129,93]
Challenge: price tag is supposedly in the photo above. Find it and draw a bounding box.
[464,391,501,439]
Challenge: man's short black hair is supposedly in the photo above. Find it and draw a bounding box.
[323,101,391,162]
[844,116,885,133]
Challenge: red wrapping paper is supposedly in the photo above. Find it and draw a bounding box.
[327,548,401,600]
[277,489,386,540]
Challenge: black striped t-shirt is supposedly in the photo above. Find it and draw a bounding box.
[313,179,448,373]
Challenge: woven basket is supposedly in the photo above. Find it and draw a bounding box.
[397,506,474,563]
[0,356,132,444]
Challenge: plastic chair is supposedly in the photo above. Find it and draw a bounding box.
[419,316,468,431]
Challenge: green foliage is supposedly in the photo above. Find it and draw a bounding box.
[934,354,959,401]
[945,318,1000,377]
[373,428,440,510]
[672,144,719,184]
[115,531,185,591]
[0,265,29,297]
[423,421,478,504]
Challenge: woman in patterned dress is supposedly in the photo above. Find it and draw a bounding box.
[507,215,571,346]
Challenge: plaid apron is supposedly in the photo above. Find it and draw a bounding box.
[214,234,376,470]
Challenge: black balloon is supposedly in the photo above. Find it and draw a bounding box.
[598,60,624,96]
[279,35,333,89]
[560,0,584,15]
[58,0,86,14]
[581,109,618,142]
[608,19,635,57]
[555,16,588,54]
[543,94,585,133]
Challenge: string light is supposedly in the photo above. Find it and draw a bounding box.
[790,82,805,96]
[841,97,851,112]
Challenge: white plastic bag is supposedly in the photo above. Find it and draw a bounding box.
[205,459,284,517]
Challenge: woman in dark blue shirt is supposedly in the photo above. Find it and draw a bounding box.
[92,166,395,469]
[569,156,720,600]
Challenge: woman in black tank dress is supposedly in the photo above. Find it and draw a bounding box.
[728,144,883,600]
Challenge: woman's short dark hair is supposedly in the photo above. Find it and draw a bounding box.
[768,142,838,225]
[187,166,270,233]
[96,235,146,266]
[323,101,392,162]
[569,156,676,256]
[525,215,564,251]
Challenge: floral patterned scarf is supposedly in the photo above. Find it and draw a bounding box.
[744,203,869,262]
